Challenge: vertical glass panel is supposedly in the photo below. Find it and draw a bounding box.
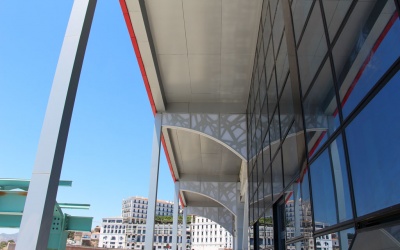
[249,226,254,250]
[263,166,273,207]
[352,222,400,249]
[279,76,294,137]
[265,39,275,84]
[322,0,352,43]
[272,0,284,59]
[270,0,279,25]
[270,110,280,158]
[260,68,268,108]
[346,71,400,216]
[298,1,328,95]
[276,35,289,97]
[261,99,270,147]
[263,132,271,166]
[330,135,352,222]
[286,238,314,250]
[333,1,398,118]
[282,132,299,187]
[268,71,278,124]
[303,59,338,156]
[301,172,313,238]
[285,184,303,241]
[263,4,272,58]
[291,0,314,43]
[310,148,338,230]
[272,150,283,200]
[260,208,274,249]
[315,227,354,250]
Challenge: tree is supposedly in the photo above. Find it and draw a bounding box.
[67,231,75,240]
[0,241,7,249]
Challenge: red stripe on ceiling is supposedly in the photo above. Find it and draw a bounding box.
[119,0,183,206]
[119,0,156,116]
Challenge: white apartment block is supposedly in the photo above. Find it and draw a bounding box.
[99,217,126,249]
[191,216,233,250]
[122,196,176,223]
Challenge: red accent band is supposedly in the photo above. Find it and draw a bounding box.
[120,0,183,206]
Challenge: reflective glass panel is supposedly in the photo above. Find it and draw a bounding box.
[291,0,314,43]
[346,71,400,216]
[310,148,338,230]
[298,1,328,96]
[333,1,398,118]
[315,227,354,250]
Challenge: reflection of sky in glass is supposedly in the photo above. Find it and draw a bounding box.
[310,149,337,228]
[342,18,400,117]
[346,71,400,216]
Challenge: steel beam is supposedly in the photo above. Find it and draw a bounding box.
[16,1,96,249]
[144,114,162,249]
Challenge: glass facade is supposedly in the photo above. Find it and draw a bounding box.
[247,0,400,249]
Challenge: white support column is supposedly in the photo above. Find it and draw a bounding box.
[172,181,180,249]
[242,191,249,250]
[16,1,96,249]
[235,183,244,250]
[145,114,163,250]
[182,208,187,250]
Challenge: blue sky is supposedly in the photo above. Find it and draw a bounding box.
[0,0,174,233]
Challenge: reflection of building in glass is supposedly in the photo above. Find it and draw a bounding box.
[247,0,400,249]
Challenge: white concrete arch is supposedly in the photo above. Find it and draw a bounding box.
[180,181,239,216]
[162,113,247,160]
[187,206,234,234]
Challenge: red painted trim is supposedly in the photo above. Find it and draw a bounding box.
[120,0,183,205]
[161,135,177,182]
[119,0,156,116]
[285,191,293,204]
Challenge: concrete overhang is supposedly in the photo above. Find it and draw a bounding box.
[121,0,262,207]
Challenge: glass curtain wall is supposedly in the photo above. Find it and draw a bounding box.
[247,0,400,249]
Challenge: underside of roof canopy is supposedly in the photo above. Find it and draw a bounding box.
[121,0,263,209]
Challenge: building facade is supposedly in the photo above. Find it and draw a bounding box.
[247,0,400,249]
[122,196,176,223]
[14,0,400,249]
[98,217,126,249]
[191,216,233,250]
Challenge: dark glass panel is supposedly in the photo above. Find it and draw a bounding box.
[301,172,313,238]
[272,150,283,201]
[310,148,338,230]
[291,0,314,43]
[333,1,398,118]
[315,227,354,250]
[279,76,294,136]
[298,1,328,96]
[263,166,273,207]
[303,59,338,156]
[272,0,285,60]
[346,71,400,216]
[282,132,299,187]
[322,0,352,43]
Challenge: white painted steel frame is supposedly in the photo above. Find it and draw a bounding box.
[16,1,96,249]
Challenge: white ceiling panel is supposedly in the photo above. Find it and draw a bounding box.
[158,55,191,91]
[127,0,262,111]
[188,55,221,94]
[168,128,242,181]
[200,136,222,154]
[145,0,187,55]
[221,0,260,54]
[183,0,222,55]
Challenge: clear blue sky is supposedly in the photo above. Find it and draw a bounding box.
[0,0,174,233]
